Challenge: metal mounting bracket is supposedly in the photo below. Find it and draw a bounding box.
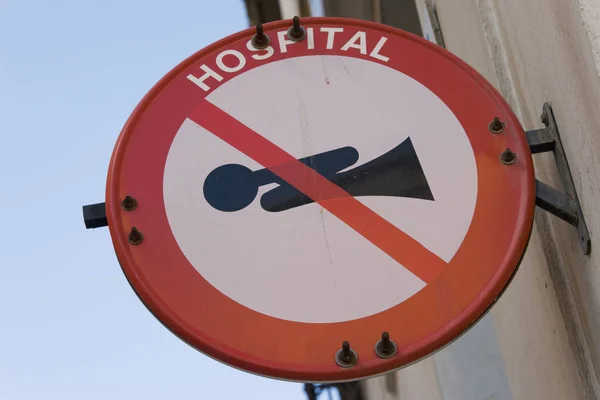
[526,102,591,255]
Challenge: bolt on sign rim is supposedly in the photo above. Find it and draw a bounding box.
[105,17,535,383]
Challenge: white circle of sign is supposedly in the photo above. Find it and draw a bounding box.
[163,54,477,323]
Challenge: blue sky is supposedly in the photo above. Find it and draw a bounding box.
[0,1,319,398]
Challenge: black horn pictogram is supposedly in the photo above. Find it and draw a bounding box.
[203,137,434,212]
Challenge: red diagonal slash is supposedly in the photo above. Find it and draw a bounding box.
[189,100,447,283]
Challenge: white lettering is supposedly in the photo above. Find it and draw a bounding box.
[186,65,223,92]
[370,36,390,62]
[341,31,367,55]
[320,27,344,49]
[187,29,392,92]
[215,49,246,73]
[246,39,274,60]
[307,27,315,50]
[277,31,296,53]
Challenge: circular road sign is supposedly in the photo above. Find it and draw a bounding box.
[106,17,535,383]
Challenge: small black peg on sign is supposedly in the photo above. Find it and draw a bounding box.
[287,16,306,42]
[335,340,357,368]
[381,332,391,352]
[488,116,505,134]
[128,227,144,245]
[342,341,351,361]
[375,331,397,358]
[121,196,138,211]
[500,148,517,165]
[251,24,270,49]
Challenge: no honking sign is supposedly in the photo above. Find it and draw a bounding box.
[105,17,535,382]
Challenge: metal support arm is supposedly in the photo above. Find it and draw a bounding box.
[83,202,107,229]
[82,103,591,255]
[526,102,591,255]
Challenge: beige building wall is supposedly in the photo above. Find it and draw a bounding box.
[363,0,600,399]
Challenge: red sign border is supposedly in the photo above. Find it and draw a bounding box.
[105,17,536,383]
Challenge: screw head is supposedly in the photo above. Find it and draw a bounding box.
[287,16,306,42]
[335,340,358,368]
[540,112,549,126]
[488,117,505,134]
[121,195,138,211]
[500,148,517,165]
[251,24,270,49]
[375,331,397,359]
[128,227,144,245]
